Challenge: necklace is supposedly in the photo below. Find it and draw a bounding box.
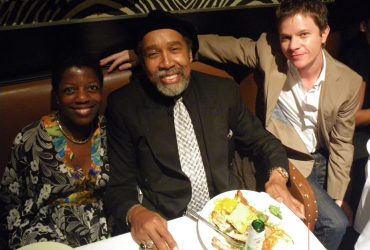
[56,119,92,144]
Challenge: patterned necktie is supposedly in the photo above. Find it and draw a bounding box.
[174,97,210,212]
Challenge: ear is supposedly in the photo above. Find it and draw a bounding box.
[189,50,193,62]
[321,25,330,45]
[360,20,367,33]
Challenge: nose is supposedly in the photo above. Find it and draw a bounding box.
[159,51,174,69]
[75,89,89,103]
[289,36,300,50]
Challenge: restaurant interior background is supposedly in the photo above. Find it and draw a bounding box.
[0,0,366,85]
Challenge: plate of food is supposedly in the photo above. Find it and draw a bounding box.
[197,190,300,250]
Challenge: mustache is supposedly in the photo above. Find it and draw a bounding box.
[155,67,184,78]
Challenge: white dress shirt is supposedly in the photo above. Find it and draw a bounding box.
[277,52,326,153]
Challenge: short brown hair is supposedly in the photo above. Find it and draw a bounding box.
[276,0,328,33]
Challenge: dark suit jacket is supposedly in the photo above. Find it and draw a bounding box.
[105,71,288,233]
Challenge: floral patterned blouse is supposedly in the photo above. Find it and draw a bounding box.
[0,113,110,249]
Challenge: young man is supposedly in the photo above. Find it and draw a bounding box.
[197,1,361,249]
[104,10,304,250]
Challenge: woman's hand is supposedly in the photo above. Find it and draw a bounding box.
[128,205,178,250]
[100,50,139,72]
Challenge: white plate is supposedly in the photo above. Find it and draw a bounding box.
[18,242,73,250]
[197,190,304,250]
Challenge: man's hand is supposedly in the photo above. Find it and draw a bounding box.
[265,169,305,219]
[335,199,353,226]
[128,205,178,250]
[100,50,138,72]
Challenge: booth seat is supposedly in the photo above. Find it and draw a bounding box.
[0,61,317,227]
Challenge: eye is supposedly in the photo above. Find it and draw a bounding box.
[63,86,76,95]
[88,83,101,92]
[146,50,159,58]
[279,35,290,42]
[170,46,181,53]
[300,32,309,38]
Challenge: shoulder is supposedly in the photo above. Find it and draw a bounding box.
[327,53,363,86]
[108,77,142,101]
[190,71,238,91]
[189,71,240,104]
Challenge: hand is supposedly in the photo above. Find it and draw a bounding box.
[335,199,353,226]
[100,49,138,72]
[265,170,306,219]
[128,205,178,250]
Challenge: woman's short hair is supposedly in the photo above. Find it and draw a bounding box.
[51,53,103,93]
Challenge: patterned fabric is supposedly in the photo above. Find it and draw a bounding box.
[0,1,279,26]
[173,98,210,212]
[0,113,110,249]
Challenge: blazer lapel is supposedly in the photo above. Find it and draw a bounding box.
[265,62,308,155]
[317,51,341,147]
[265,64,287,125]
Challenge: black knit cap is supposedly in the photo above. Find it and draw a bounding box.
[134,10,199,57]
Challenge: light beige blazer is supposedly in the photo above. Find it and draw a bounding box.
[198,33,362,200]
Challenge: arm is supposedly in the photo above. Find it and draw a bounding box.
[197,34,259,68]
[100,50,138,72]
[0,157,24,249]
[327,78,362,199]
[0,127,36,248]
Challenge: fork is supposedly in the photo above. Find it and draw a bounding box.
[185,209,245,248]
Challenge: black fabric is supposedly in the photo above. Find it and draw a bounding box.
[134,10,199,57]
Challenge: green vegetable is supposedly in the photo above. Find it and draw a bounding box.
[269,205,282,219]
[256,213,267,223]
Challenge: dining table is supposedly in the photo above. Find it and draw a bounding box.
[75,205,326,250]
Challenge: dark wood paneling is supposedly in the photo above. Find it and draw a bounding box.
[0,3,352,84]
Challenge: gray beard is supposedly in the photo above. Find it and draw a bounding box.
[152,67,189,97]
[156,79,189,96]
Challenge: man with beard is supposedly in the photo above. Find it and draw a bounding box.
[104,10,304,250]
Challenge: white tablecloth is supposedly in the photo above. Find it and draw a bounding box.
[354,139,370,250]
[75,216,202,250]
[75,215,325,250]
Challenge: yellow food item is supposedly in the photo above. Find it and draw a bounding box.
[214,197,238,214]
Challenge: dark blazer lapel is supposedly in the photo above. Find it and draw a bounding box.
[139,99,183,174]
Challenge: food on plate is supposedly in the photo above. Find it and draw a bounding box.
[268,205,282,220]
[209,190,293,250]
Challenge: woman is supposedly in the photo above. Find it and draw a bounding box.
[0,54,110,249]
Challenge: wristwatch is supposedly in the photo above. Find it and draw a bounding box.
[269,167,289,181]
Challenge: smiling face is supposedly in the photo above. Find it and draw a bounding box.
[141,28,193,97]
[57,66,102,129]
[279,13,329,74]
